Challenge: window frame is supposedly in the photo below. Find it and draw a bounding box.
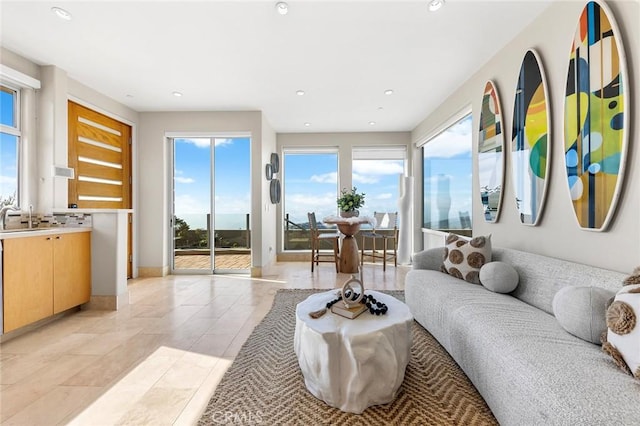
[0,83,21,206]
[351,146,407,225]
[281,147,339,252]
[419,108,473,236]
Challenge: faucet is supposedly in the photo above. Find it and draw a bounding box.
[0,205,19,230]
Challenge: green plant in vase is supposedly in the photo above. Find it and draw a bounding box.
[337,187,365,217]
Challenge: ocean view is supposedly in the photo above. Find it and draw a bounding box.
[178,213,250,231]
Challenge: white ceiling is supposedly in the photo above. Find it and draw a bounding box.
[0,1,553,133]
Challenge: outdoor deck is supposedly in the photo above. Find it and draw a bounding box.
[174,253,251,270]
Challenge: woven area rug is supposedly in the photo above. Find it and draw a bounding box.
[198,289,497,425]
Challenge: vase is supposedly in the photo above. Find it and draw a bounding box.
[340,210,359,218]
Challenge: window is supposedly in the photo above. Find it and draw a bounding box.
[352,147,406,227]
[0,85,20,206]
[422,113,473,235]
[283,149,338,250]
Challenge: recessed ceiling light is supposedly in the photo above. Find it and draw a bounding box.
[296,90,305,96]
[172,91,183,97]
[384,89,394,95]
[428,0,445,12]
[276,2,288,15]
[51,6,72,20]
[369,121,376,126]
[304,122,311,127]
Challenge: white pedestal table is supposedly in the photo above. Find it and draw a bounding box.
[294,290,413,413]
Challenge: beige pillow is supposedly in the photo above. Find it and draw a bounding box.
[604,284,640,378]
[442,234,491,284]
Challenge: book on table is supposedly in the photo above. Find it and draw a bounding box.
[331,300,367,319]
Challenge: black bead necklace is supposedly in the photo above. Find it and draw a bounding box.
[326,291,388,316]
[362,293,388,315]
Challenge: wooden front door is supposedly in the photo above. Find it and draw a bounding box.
[68,101,133,278]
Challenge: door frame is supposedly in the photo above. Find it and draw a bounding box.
[68,95,137,278]
[167,132,251,275]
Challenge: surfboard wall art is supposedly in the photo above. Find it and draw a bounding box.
[512,50,550,226]
[564,0,628,231]
[478,80,505,223]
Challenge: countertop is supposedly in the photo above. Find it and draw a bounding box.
[53,209,133,214]
[0,227,92,240]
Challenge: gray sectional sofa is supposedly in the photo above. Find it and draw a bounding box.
[405,246,640,425]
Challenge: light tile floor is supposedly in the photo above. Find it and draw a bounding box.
[0,261,408,425]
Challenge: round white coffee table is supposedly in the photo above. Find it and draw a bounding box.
[293,290,413,414]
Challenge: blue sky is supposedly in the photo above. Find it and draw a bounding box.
[175,138,408,230]
[283,153,405,225]
[422,114,473,229]
[1,89,18,204]
[173,137,250,229]
[284,153,338,224]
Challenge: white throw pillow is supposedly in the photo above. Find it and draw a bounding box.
[553,286,615,345]
[479,261,519,293]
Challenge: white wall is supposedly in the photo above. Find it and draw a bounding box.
[0,48,39,210]
[137,111,273,276]
[0,47,40,81]
[261,115,278,270]
[0,49,139,213]
[412,0,640,273]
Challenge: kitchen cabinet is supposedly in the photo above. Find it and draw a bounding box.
[53,232,91,314]
[2,230,91,333]
[3,235,54,332]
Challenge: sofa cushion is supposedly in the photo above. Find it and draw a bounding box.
[491,248,626,315]
[552,286,615,344]
[479,261,519,293]
[442,234,491,284]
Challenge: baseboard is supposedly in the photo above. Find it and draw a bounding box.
[0,309,78,343]
[277,252,309,262]
[84,295,116,310]
[84,292,129,311]
[138,266,169,277]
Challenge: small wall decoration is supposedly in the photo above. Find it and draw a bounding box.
[564,0,628,231]
[270,178,281,204]
[511,49,550,226]
[265,163,273,181]
[478,80,505,223]
[270,152,280,173]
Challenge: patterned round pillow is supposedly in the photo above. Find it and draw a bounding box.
[441,233,491,284]
[603,284,640,378]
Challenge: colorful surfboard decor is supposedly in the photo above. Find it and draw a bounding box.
[511,49,550,226]
[478,80,505,223]
[564,0,628,231]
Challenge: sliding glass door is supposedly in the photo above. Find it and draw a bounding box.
[171,136,251,273]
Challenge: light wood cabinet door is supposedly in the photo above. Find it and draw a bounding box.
[53,232,91,314]
[3,236,54,333]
